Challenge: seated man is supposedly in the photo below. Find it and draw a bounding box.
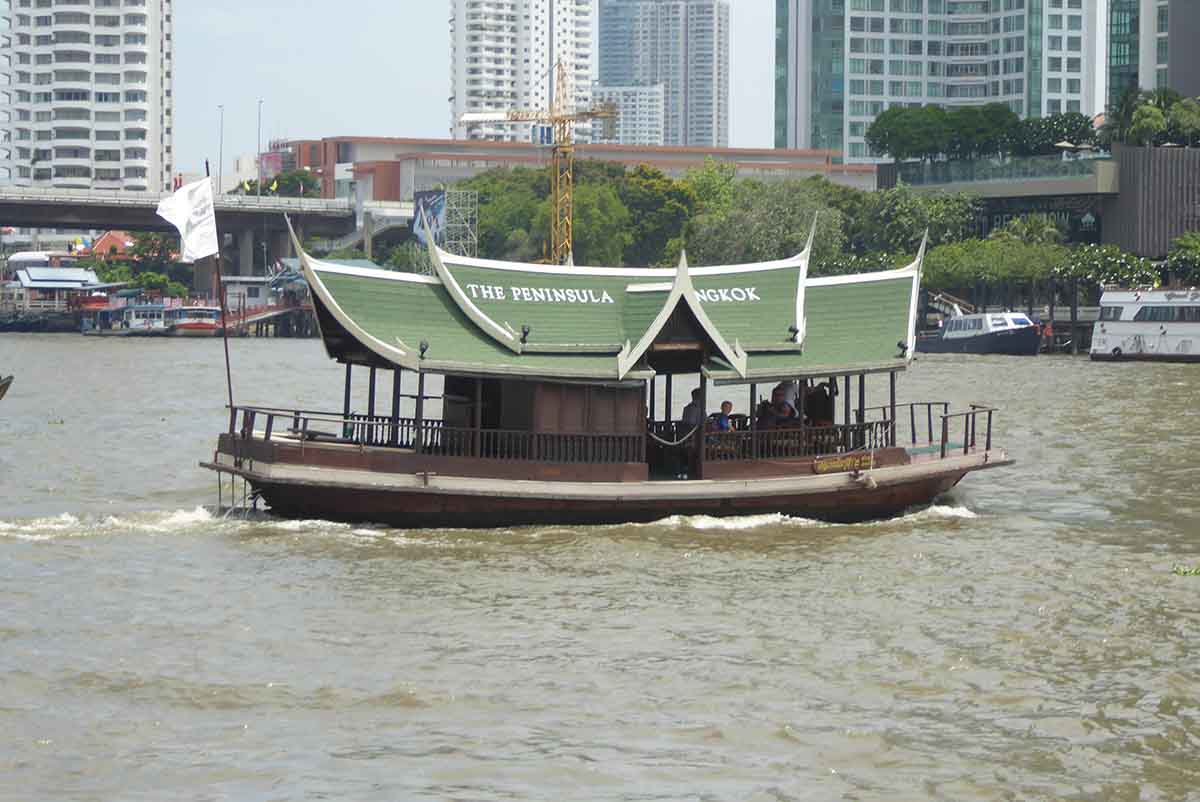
[756,386,798,429]
[805,382,835,427]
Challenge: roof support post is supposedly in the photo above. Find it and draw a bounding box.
[415,371,426,453]
[857,372,866,424]
[367,366,377,444]
[665,374,673,422]
[473,377,483,458]
[390,367,402,447]
[696,372,707,480]
[342,363,352,440]
[843,375,851,451]
[889,371,898,448]
[649,376,656,423]
[796,380,805,440]
[749,383,757,427]
[829,376,837,425]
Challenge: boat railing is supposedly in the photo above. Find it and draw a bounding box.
[939,405,996,459]
[860,401,997,458]
[860,401,950,446]
[227,406,644,464]
[703,420,893,462]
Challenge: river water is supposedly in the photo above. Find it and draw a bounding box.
[2,334,1199,801]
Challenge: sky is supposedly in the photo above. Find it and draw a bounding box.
[174,1,776,177]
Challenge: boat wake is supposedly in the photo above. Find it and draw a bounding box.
[0,503,979,542]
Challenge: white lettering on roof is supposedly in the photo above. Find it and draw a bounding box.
[498,286,617,304]
[695,288,760,303]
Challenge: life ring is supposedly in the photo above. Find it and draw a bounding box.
[1111,347,1122,358]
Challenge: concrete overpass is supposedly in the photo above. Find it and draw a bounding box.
[0,186,357,237]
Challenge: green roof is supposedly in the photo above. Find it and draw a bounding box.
[299,235,923,383]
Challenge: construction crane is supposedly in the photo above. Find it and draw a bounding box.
[459,61,617,265]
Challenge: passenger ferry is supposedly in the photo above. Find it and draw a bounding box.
[202,218,1012,528]
[1091,287,1200,362]
[166,305,222,337]
[81,303,169,336]
[917,311,1042,356]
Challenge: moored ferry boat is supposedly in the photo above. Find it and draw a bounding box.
[202,220,1013,528]
[1090,287,1200,362]
[81,303,169,336]
[917,311,1042,356]
[166,305,222,337]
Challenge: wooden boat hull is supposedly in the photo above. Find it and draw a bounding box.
[203,449,1009,528]
[916,325,1041,356]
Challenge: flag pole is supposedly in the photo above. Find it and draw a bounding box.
[206,159,235,414]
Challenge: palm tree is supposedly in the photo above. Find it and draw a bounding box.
[1099,85,1145,146]
[988,214,1065,246]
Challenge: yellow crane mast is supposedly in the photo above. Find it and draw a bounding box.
[458,62,616,265]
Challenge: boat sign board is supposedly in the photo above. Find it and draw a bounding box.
[812,452,873,475]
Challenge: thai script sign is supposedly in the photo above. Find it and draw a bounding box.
[812,452,873,475]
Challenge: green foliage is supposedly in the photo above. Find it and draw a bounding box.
[1173,565,1200,577]
[866,104,1091,161]
[460,166,548,261]
[569,182,633,266]
[1166,231,1200,285]
[239,168,321,198]
[1167,98,1200,147]
[325,247,368,260]
[1128,104,1168,146]
[988,214,1065,246]
[386,241,432,274]
[923,239,1070,291]
[618,165,696,266]
[854,184,979,254]
[1101,84,1144,146]
[812,251,907,277]
[681,156,737,215]
[1055,243,1159,287]
[683,179,845,266]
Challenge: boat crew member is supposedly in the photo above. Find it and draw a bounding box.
[713,400,734,431]
[804,382,835,427]
[682,388,704,426]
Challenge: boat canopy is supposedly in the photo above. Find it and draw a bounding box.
[289,218,925,383]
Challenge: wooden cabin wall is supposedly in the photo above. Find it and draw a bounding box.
[500,380,535,431]
[532,382,644,434]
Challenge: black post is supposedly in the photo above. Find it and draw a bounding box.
[367,366,377,444]
[857,372,866,423]
[665,374,673,422]
[390,367,402,446]
[888,371,897,447]
[649,376,656,422]
[843,374,851,450]
[473,377,483,457]
[749,383,757,427]
[342,362,352,439]
[696,372,707,479]
[414,371,426,452]
[796,378,805,427]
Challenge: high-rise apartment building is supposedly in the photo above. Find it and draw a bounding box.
[597,0,730,147]
[2,0,174,192]
[1109,1,1200,106]
[776,0,1107,162]
[593,85,666,145]
[450,0,595,142]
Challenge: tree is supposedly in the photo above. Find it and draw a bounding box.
[240,168,321,198]
[1101,84,1145,146]
[1167,98,1200,147]
[130,232,178,272]
[1166,231,1200,285]
[386,241,432,274]
[681,156,736,215]
[988,214,1065,246]
[459,166,546,259]
[617,165,695,266]
[558,182,632,266]
[865,106,922,162]
[683,179,845,266]
[1128,104,1167,146]
[855,184,979,254]
[1056,243,1159,287]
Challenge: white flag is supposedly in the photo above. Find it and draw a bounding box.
[156,178,219,263]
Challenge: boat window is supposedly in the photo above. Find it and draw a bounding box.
[1132,306,1193,322]
[1010,315,1032,326]
[1099,306,1123,321]
[990,316,1006,327]
[971,318,983,330]
[1183,307,1200,322]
